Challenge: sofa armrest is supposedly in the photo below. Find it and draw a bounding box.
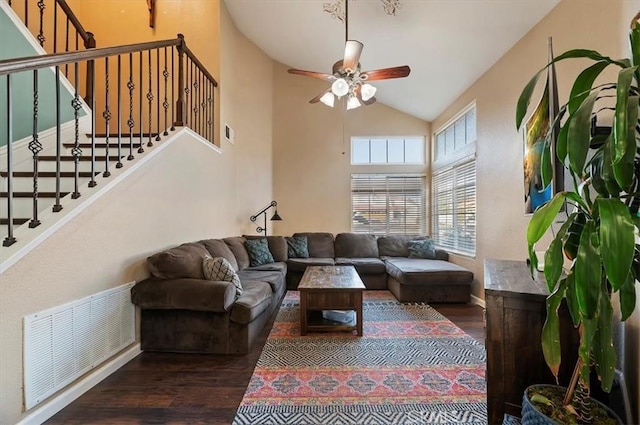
[131,277,236,312]
[435,249,449,261]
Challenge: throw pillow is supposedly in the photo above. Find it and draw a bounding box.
[408,239,437,259]
[244,238,275,267]
[286,236,309,258]
[203,256,243,297]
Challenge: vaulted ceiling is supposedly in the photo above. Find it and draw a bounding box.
[224,0,561,121]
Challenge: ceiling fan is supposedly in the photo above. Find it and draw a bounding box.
[287,0,410,110]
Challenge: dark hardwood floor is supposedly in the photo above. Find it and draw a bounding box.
[46,301,485,425]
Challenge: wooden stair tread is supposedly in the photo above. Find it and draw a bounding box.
[63,143,142,149]
[0,218,30,225]
[0,171,100,178]
[0,192,70,198]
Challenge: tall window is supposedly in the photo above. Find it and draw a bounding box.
[351,174,426,235]
[432,104,476,256]
[352,137,425,164]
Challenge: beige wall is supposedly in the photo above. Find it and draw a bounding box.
[272,62,430,236]
[0,3,275,423]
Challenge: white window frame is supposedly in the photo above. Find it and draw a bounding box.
[351,136,425,165]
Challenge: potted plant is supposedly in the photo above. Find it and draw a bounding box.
[515,11,640,425]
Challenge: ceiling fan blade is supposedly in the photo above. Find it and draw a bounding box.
[310,88,332,104]
[288,69,335,82]
[343,40,364,73]
[362,65,411,81]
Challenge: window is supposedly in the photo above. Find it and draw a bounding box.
[352,137,425,164]
[432,103,476,256]
[351,174,426,235]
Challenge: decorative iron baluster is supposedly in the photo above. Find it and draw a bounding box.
[29,70,43,228]
[54,1,58,54]
[175,34,184,127]
[24,0,28,28]
[200,71,206,137]
[3,75,17,247]
[163,46,169,136]
[127,52,135,161]
[156,48,161,141]
[184,59,190,126]
[208,81,213,143]
[71,63,83,198]
[64,18,69,75]
[116,54,123,168]
[139,51,144,153]
[147,49,153,147]
[37,0,45,47]
[53,66,62,212]
[192,61,198,131]
[103,57,112,178]
[171,45,176,130]
[88,58,97,187]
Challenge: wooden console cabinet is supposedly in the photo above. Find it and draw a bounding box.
[484,259,579,424]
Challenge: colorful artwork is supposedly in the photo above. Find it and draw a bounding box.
[524,85,552,214]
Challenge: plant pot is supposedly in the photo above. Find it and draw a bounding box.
[522,385,623,425]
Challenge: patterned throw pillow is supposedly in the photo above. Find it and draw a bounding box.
[244,238,275,267]
[203,256,243,296]
[286,236,309,258]
[408,239,437,259]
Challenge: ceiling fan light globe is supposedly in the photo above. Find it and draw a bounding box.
[347,95,361,110]
[361,83,377,101]
[331,78,350,97]
[320,92,335,107]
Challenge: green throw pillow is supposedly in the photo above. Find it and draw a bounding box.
[408,239,437,259]
[202,256,243,297]
[244,238,275,267]
[286,236,309,258]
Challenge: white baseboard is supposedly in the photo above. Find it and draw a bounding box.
[470,294,486,308]
[16,343,141,425]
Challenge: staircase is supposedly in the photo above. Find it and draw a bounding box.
[0,0,218,268]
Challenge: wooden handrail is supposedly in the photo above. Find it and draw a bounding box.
[183,44,218,87]
[55,0,94,47]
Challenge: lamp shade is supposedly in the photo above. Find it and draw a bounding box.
[346,95,361,110]
[270,210,282,221]
[331,78,349,97]
[320,92,335,107]
[361,83,377,101]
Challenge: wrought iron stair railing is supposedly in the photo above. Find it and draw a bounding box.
[0,34,218,247]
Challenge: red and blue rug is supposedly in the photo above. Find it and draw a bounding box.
[233,291,487,424]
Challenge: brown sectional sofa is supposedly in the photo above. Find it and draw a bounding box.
[131,232,473,355]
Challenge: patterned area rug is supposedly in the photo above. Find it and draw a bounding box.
[233,291,488,424]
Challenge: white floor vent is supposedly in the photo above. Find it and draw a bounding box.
[23,282,135,410]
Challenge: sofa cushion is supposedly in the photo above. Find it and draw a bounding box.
[335,233,379,258]
[244,238,275,267]
[131,277,236,313]
[408,239,436,259]
[335,257,386,274]
[286,236,309,258]
[230,281,273,325]
[200,239,239,271]
[245,262,287,273]
[223,237,250,270]
[147,243,210,280]
[244,235,288,262]
[292,232,335,258]
[377,235,428,257]
[384,258,473,286]
[237,269,285,295]
[286,257,335,272]
[203,257,242,297]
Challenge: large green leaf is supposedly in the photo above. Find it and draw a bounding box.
[575,221,601,318]
[603,136,622,197]
[565,273,580,327]
[556,119,570,163]
[593,294,617,392]
[620,273,637,321]
[527,192,566,245]
[564,212,586,261]
[579,313,599,384]
[590,149,608,196]
[568,91,599,176]
[613,93,639,190]
[541,138,553,189]
[516,72,543,130]
[542,279,567,382]
[597,198,636,291]
[568,61,610,114]
[544,214,575,292]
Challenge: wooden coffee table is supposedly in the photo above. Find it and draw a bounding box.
[298,265,366,336]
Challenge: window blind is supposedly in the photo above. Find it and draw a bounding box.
[432,159,476,255]
[351,174,426,235]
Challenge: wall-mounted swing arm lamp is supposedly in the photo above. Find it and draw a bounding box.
[250,201,282,236]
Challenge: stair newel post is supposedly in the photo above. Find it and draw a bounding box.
[175,34,185,127]
[52,66,63,212]
[102,57,111,178]
[3,75,17,247]
[71,62,82,198]
[29,70,42,229]
[88,58,97,188]
[127,52,135,161]
[156,48,161,141]
[163,46,169,136]
[138,51,144,153]
[170,46,175,131]
[116,54,123,169]
[147,49,153,147]
[84,32,96,106]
